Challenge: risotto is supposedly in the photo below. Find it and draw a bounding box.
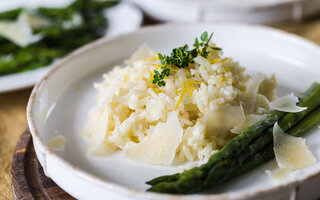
[81,39,278,166]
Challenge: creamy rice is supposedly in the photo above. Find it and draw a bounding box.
[81,43,277,166]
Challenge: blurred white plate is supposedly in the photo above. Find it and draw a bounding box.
[0,1,142,93]
[128,0,320,24]
[28,23,320,200]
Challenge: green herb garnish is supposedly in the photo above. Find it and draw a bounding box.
[152,31,221,87]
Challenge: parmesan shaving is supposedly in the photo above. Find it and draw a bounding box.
[80,107,114,156]
[0,12,49,47]
[273,122,316,169]
[18,12,51,28]
[265,168,292,181]
[125,111,183,165]
[47,135,67,152]
[270,93,307,113]
[245,73,265,113]
[205,105,245,136]
[231,114,267,134]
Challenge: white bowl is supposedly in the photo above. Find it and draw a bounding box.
[27,23,320,200]
[128,0,320,24]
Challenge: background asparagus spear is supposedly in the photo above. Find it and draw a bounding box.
[0,0,118,76]
[0,45,64,75]
[0,8,23,20]
[147,83,320,193]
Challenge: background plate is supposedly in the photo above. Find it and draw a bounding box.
[128,0,320,24]
[28,23,320,200]
[0,1,142,93]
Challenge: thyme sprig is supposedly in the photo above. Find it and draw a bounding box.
[152,31,220,87]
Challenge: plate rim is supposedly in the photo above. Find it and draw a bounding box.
[0,67,49,93]
[27,22,320,199]
[129,0,315,10]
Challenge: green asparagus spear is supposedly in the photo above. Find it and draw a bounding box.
[203,83,320,186]
[0,8,23,20]
[37,7,75,21]
[147,83,320,187]
[0,45,64,75]
[88,1,119,11]
[0,41,19,54]
[228,106,320,180]
[147,83,320,193]
[146,173,180,186]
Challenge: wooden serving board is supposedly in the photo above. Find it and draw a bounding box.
[11,128,75,200]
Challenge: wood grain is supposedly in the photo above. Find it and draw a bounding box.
[11,128,75,200]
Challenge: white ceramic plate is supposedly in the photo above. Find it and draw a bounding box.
[28,23,320,200]
[128,0,320,24]
[0,1,142,93]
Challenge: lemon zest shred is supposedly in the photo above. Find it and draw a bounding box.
[182,80,187,89]
[214,58,221,63]
[174,79,202,110]
[175,89,184,94]
[223,65,231,73]
[151,63,162,70]
[144,55,159,62]
[240,85,247,91]
[209,59,221,64]
[189,79,203,84]
[184,80,192,96]
[188,81,195,90]
[123,74,128,85]
[187,81,194,96]
[175,91,185,111]
[219,77,228,82]
[151,87,163,94]
[149,71,154,83]
[149,55,159,61]
[222,58,231,63]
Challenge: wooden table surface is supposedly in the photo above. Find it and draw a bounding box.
[1,16,320,200]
